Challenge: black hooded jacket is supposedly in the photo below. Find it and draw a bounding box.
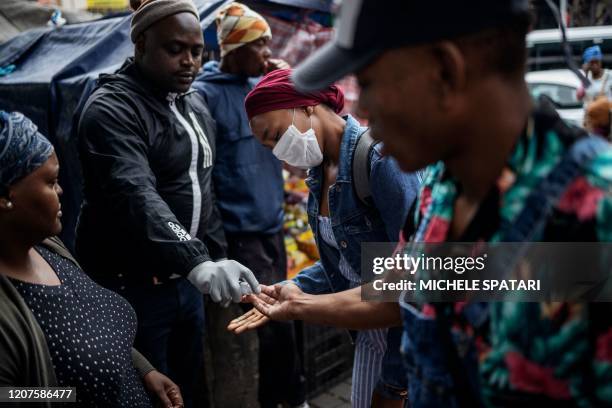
[76,58,227,289]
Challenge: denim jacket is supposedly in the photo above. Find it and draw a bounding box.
[292,115,420,294]
[291,115,421,399]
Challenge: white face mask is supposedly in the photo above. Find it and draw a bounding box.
[272,109,323,170]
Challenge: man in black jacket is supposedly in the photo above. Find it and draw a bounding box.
[76,1,259,406]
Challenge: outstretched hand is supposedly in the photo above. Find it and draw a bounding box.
[227,308,269,334]
[227,283,305,334]
[227,284,280,334]
[248,283,304,321]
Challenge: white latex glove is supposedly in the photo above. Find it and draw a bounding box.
[187,260,260,305]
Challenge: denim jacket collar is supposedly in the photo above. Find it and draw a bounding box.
[336,114,364,183]
[305,114,364,194]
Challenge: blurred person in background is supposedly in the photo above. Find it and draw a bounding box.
[230,68,421,408]
[192,3,305,408]
[577,45,612,106]
[579,46,612,136]
[75,0,259,406]
[584,96,612,139]
[0,110,183,408]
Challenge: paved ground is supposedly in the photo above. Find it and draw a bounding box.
[310,377,351,408]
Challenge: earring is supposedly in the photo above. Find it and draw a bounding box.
[6,201,13,209]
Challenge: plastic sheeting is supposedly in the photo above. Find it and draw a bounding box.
[263,0,333,13]
[0,0,230,250]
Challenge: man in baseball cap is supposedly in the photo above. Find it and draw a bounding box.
[242,1,612,406]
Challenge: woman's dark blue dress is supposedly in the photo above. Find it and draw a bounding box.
[10,246,153,407]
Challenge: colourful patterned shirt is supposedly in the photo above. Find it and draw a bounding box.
[405,101,612,406]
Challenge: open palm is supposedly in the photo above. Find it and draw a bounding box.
[252,283,302,320]
[227,283,303,334]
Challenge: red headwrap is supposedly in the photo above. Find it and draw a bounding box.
[245,68,345,120]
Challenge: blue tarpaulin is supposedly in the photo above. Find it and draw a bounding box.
[0,0,230,250]
[264,0,332,13]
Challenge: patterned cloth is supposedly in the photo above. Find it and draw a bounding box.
[402,100,612,406]
[0,110,53,196]
[267,15,333,68]
[216,2,271,57]
[265,15,362,119]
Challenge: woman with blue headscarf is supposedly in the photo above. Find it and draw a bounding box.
[0,111,184,407]
[577,45,612,107]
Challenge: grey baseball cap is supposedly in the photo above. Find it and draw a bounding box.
[292,0,530,92]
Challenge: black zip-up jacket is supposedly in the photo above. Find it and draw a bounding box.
[76,58,227,289]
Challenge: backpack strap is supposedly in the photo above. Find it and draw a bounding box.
[40,237,82,270]
[352,128,379,206]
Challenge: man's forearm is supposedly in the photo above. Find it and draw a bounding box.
[290,285,401,330]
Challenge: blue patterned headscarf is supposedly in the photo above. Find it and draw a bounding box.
[0,111,54,196]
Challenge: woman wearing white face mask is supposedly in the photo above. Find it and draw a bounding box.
[233,69,421,408]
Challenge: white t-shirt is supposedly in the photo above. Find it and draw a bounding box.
[584,69,612,106]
